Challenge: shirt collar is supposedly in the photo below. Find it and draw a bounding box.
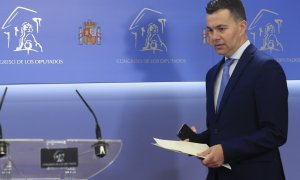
[225,40,250,60]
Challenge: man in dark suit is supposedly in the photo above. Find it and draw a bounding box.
[192,0,288,179]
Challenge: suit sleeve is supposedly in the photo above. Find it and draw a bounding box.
[191,69,215,144]
[221,60,288,164]
[192,130,209,144]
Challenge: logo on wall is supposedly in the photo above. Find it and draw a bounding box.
[1,6,43,55]
[202,28,209,45]
[79,20,101,45]
[129,8,167,54]
[248,9,283,54]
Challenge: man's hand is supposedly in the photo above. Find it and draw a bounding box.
[190,126,197,133]
[197,144,224,168]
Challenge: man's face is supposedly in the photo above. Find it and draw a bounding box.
[206,9,246,57]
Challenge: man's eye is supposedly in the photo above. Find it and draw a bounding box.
[207,28,213,33]
[218,27,226,32]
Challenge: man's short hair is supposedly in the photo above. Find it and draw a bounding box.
[206,0,247,21]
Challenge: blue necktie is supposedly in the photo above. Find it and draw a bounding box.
[216,59,234,112]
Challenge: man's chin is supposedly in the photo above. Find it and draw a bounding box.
[215,50,225,56]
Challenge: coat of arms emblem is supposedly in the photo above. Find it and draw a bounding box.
[79,20,101,45]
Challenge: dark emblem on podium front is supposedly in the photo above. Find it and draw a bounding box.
[41,148,78,168]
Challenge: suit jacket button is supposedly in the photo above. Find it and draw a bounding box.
[213,128,220,134]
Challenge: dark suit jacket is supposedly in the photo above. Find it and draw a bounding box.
[196,44,288,180]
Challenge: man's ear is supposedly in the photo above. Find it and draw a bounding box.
[239,20,247,35]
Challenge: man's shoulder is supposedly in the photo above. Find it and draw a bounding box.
[244,44,279,67]
[253,51,282,71]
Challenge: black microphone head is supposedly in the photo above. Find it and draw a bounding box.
[93,140,108,158]
[96,125,102,140]
[0,141,7,158]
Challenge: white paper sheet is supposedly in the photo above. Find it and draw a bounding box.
[153,138,231,170]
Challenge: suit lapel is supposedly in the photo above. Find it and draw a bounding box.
[216,44,257,117]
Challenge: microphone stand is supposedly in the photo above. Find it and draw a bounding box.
[0,87,8,157]
[75,89,107,158]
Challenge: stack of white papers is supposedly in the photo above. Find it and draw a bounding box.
[153,138,231,170]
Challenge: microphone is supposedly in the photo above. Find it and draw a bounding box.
[0,87,8,158]
[75,89,107,158]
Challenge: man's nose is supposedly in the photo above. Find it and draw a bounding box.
[210,31,220,41]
